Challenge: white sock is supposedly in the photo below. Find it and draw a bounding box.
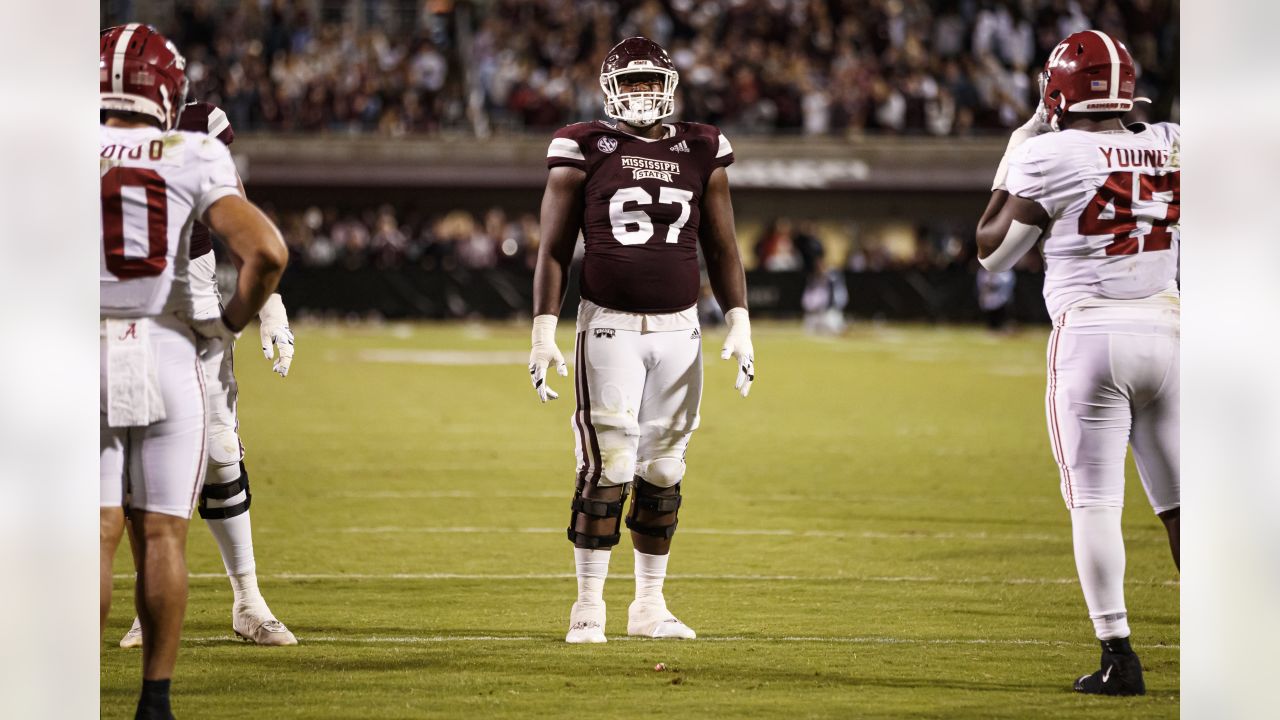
[230,571,268,613]
[574,548,611,607]
[634,550,669,605]
[1071,506,1130,640]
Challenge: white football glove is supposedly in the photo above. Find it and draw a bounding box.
[529,314,568,403]
[720,307,754,398]
[991,101,1052,191]
[258,293,295,378]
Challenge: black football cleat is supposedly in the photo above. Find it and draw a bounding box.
[1073,637,1146,696]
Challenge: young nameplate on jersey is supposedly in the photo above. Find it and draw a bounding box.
[529,36,753,645]
[99,23,288,720]
[976,29,1180,699]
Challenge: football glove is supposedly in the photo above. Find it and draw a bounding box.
[991,101,1052,191]
[720,307,754,398]
[529,314,568,403]
[258,293,295,377]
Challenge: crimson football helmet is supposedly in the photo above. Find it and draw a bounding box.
[1039,30,1149,131]
[599,37,678,128]
[100,24,188,130]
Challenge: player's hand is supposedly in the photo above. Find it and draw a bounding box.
[258,293,294,377]
[185,312,241,344]
[991,101,1053,191]
[529,314,568,403]
[719,307,754,398]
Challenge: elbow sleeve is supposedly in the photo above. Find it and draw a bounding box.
[978,220,1042,273]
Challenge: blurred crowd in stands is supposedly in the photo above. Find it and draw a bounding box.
[261,202,1039,274]
[110,0,1178,137]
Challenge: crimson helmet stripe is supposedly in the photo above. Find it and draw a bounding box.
[1088,30,1121,100]
[110,23,140,94]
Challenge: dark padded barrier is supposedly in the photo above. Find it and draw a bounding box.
[277,264,1050,324]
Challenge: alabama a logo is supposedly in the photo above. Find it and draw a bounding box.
[597,136,618,154]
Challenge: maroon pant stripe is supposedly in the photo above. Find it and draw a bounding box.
[575,331,603,483]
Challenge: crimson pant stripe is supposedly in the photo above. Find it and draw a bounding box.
[187,354,209,516]
[1047,317,1074,506]
[576,331,603,483]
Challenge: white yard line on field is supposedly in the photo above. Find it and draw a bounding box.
[353,349,529,366]
[331,490,567,499]
[336,525,1063,542]
[175,633,1179,649]
[113,572,1178,587]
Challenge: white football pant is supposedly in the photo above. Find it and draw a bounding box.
[190,250,243,471]
[1046,302,1180,512]
[100,316,207,518]
[571,327,703,489]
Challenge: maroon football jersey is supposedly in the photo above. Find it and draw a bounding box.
[177,102,235,258]
[546,121,734,314]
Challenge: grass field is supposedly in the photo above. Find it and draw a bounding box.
[101,321,1179,718]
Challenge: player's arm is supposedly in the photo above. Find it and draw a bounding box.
[977,103,1054,272]
[533,166,586,317]
[528,166,586,403]
[974,190,1050,272]
[204,195,288,332]
[699,166,754,397]
[214,176,295,375]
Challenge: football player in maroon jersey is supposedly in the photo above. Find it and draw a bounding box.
[529,37,754,643]
[117,101,298,649]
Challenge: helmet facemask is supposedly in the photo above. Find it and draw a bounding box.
[600,66,678,129]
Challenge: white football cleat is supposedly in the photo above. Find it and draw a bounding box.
[565,601,607,644]
[119,617,143,649]
[232,605,298,646]
[627,600,696,639]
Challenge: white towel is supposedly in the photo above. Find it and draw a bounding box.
[105,318,166,427]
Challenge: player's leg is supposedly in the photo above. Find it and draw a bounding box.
[125,322,206,719]
[100,420,128,635]
[628,328,702,639]
[1048,325,1144,695]
[1128,331,1180,569]
[565,328,645,643]
[198,335,296,646]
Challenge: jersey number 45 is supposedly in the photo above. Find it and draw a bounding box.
[1079,170,1180,256]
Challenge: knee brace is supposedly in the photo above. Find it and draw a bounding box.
[640,457,686,488]
[625,478,682,540]
[198,460,251,520]
[567,476,631,549]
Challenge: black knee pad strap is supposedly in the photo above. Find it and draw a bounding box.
[626,480,681,539]
[198,462,252,520]
[567,479,630,549]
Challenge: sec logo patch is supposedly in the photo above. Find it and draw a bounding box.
[597,136,618,154]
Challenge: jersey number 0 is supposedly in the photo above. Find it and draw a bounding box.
[102,166,170,279]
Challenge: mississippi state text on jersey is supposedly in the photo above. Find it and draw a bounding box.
[100,124,240,318]
[547,121,734,314]
[1006,122,1180,319]
[177,101,236,259]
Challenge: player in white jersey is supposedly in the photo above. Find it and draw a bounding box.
[976,30,1179,697]
[99,24,288,719]
[117,100,299,650]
